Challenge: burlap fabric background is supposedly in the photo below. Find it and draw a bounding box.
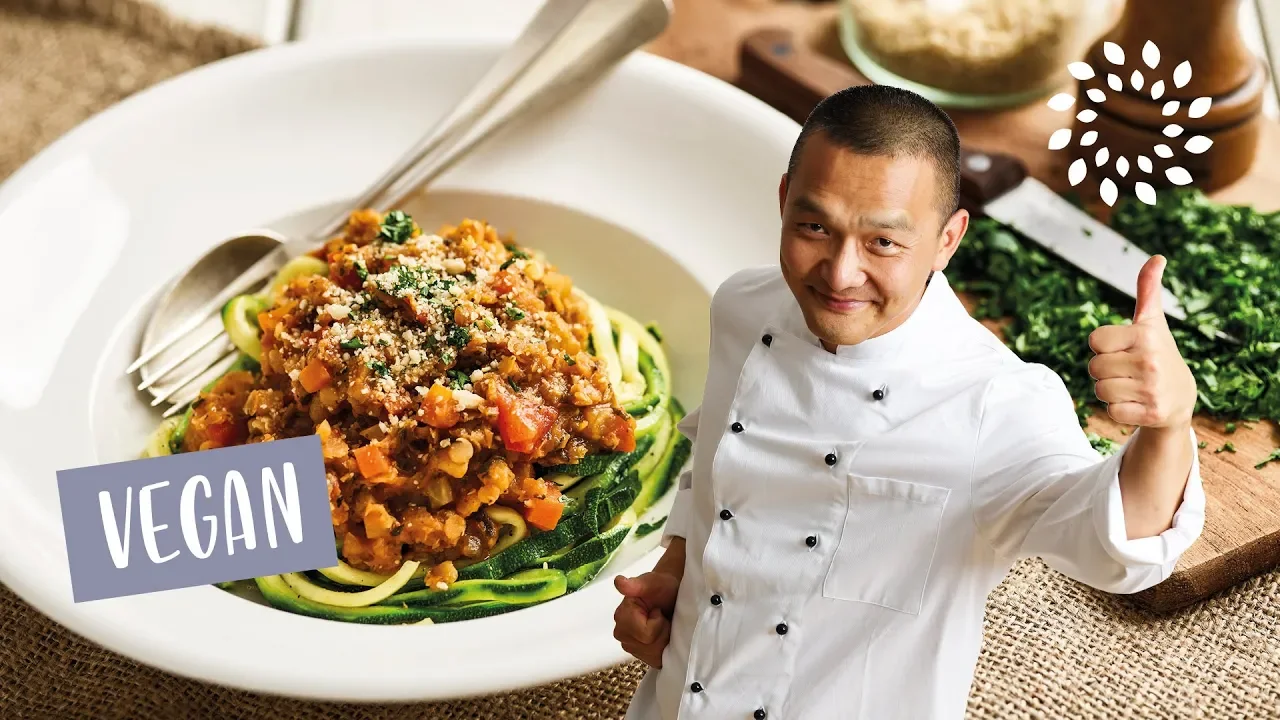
[1,1,1279,717]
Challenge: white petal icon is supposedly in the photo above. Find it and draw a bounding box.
[1048,93,1076,111]
[1068,158,1088,186]
[1046,40,1202,207]
[1135,181,1157,205]
[1142,41,1160,69]
[1104,42,1125,65]
[1185,135,1213,154]
[1068,62,1096,80]
[1174,61,1192,88]
[1188,97,1212,119]
[1100,178,1119,207]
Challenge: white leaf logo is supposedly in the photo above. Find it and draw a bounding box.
[1046,40,1211,206]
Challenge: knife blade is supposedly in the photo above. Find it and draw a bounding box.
[736,27,1205,330]
[959,149,1186,322]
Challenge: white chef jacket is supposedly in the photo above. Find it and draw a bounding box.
[624,266,1206,720]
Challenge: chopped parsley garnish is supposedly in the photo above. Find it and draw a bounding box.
[447,369,470,390]
[447,325,471,348]
[377,210,415,244]
[367,360,391,378]
[505,304,526,321]
[500,257,517,270]
[340,337,366,350]
[354,260,369,282]
[508,378,521,391]
[1086,432,1119,457]
[1216,442,1236,454]
[564,353,576,366]
[1198,441,1208,449]
[1256,449,1280,469]
[504,243,530,259]
[1225,422,1237,434]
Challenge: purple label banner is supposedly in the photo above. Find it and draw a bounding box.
[56,434,338,602]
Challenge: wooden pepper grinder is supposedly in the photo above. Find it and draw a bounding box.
[1074,0,1268,195]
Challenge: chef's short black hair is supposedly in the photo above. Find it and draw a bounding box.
[786,84,961,219]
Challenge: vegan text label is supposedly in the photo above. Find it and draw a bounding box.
[57,435,338,602]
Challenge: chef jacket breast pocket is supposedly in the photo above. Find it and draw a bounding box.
[821,475,951,615]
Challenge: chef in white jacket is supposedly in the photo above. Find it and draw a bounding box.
[614,84,1206,720]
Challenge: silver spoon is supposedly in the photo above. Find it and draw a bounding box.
[129,0,673,416]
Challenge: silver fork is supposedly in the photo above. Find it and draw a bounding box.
[127,0,673,417]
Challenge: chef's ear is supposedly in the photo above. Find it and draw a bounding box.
[933,208,970,271]
[778,173,789,217]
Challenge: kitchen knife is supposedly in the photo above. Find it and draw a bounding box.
[736,28,1191,326]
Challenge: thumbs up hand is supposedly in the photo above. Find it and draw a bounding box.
[1086,255,1197,429]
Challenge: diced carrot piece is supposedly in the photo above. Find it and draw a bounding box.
[298,359,332,393]
[257,305,290,334]
[354,444,392,479]
[422,383,461,429]
[525,498,564,532]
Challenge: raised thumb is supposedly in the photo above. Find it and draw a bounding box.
[614,574,643,597]
[1133,254,1168,325]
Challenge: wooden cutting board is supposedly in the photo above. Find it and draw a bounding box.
[641,1,1280,614]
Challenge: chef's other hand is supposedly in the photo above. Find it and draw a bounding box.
[1087,255,1197,429]
[613,571,679,667]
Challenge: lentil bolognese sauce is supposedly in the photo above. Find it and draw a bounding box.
[143,208,690,624]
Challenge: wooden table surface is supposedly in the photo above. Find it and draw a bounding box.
[641,0,1280,612]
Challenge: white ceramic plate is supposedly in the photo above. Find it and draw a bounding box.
[0,27,799,701]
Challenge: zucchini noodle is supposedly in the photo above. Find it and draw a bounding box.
[152,219,690,625]
[484,505,529,556]
[281,559,420,608]
[316,560,403,588]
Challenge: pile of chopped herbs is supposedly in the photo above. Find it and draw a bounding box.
[949,188,1280,457]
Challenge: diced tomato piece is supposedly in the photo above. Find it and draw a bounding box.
[205,421,245,448]
[493,387,558,454]
[610,413,636,453]
[422,383,461,428]
[524,498,564,532]
[353,444,392,479]
[298,359,332,393]
[492,270,515,296]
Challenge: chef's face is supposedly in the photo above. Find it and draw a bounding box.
[778,132,968,350]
